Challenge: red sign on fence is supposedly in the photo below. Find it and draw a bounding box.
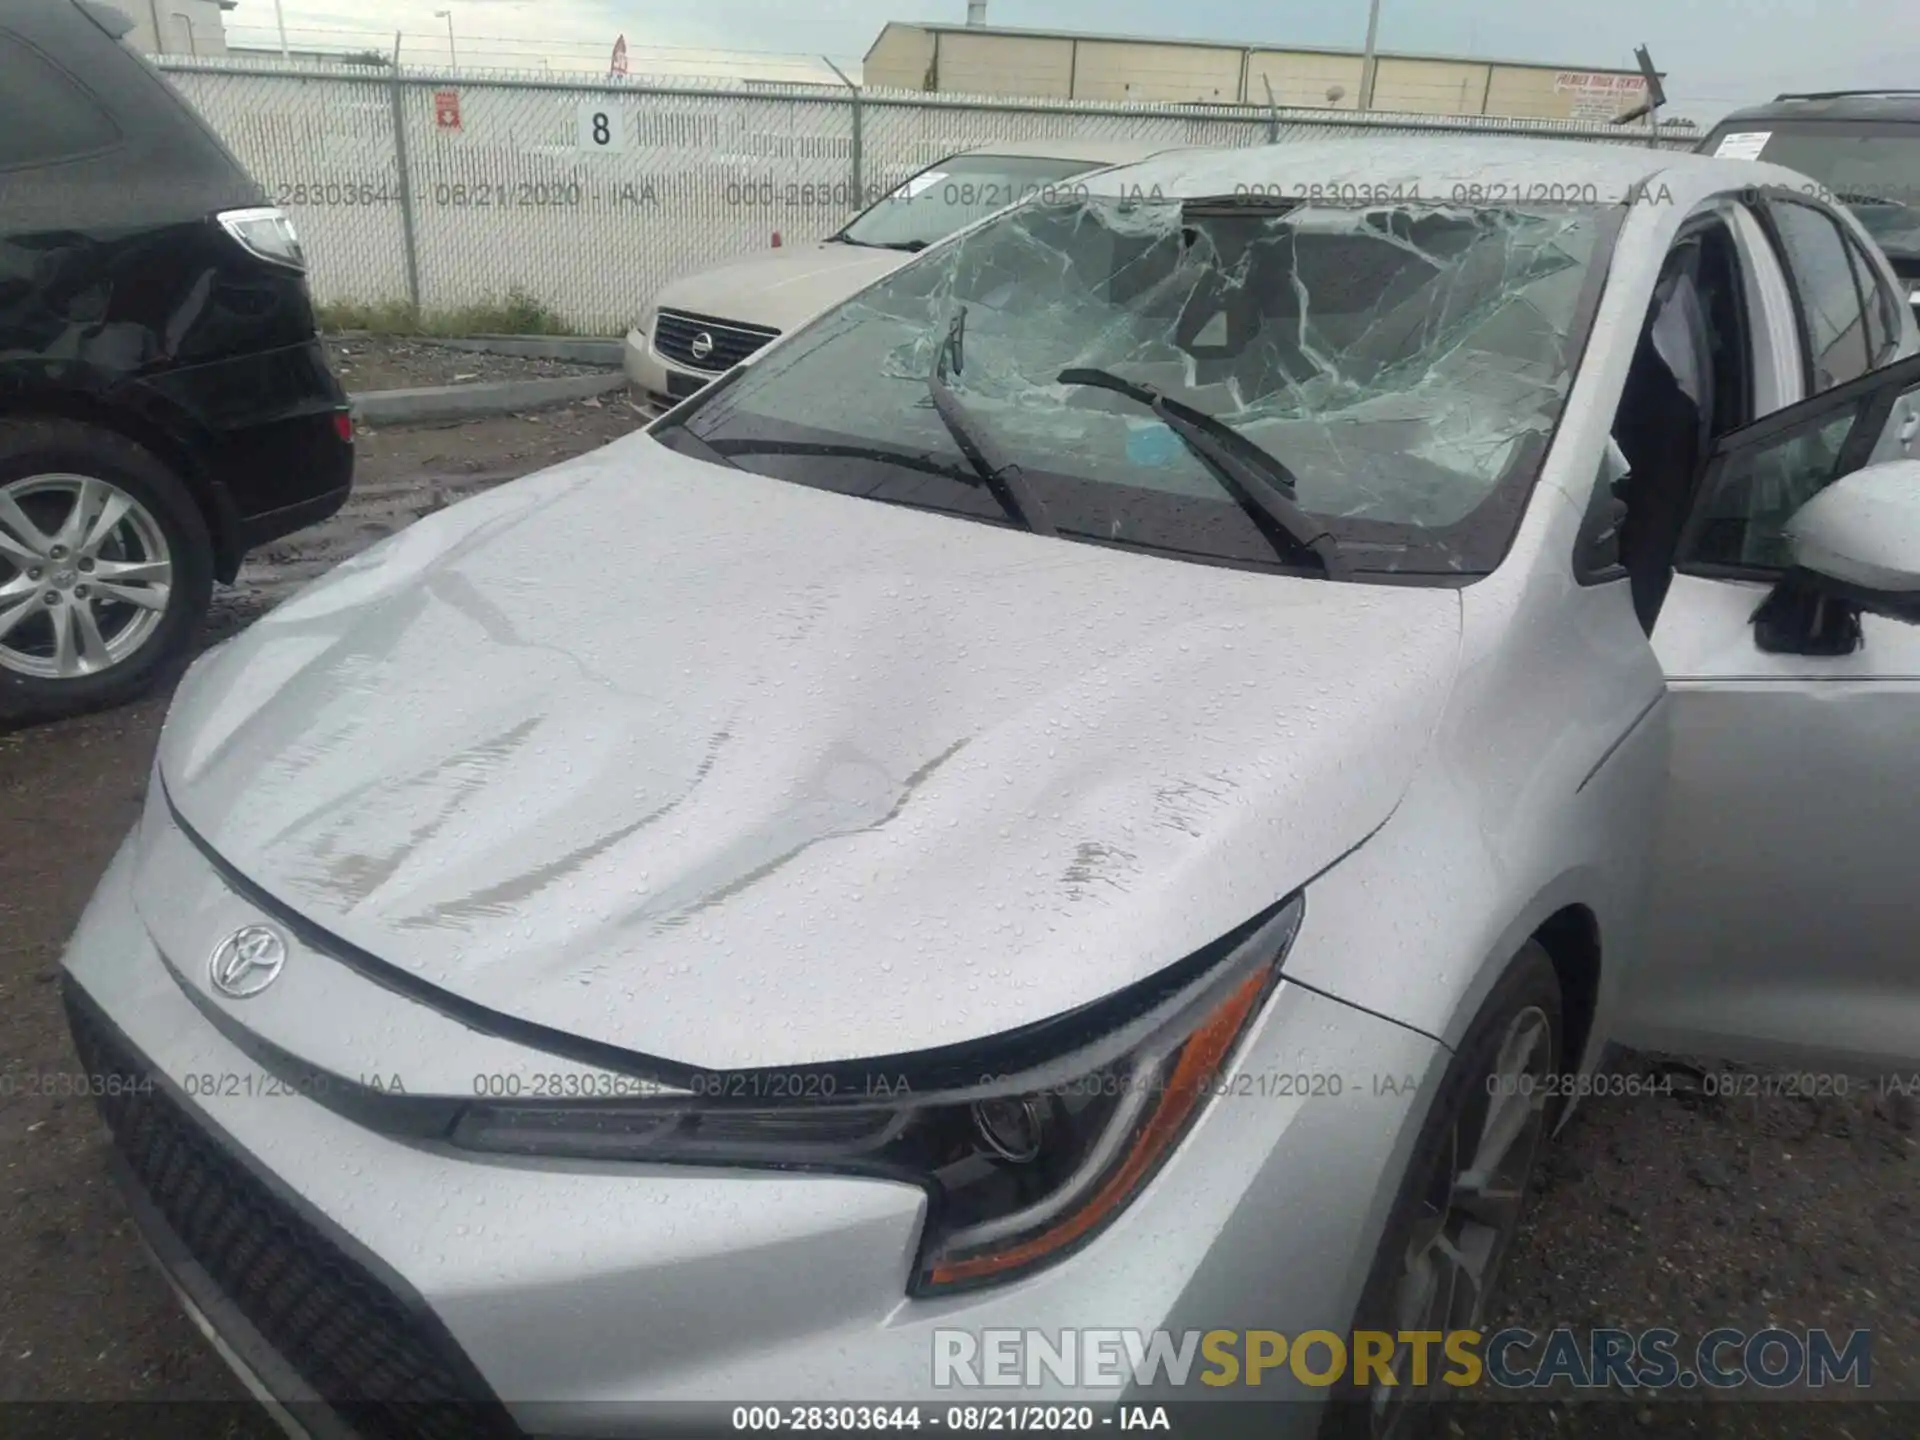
[434,89,461,130]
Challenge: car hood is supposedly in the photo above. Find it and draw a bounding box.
[157,432,1462,1070]
[651,242,912,333]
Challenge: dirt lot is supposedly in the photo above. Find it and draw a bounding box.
[0,400,1914,1438]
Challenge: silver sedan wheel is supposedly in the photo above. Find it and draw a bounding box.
[1370,1004,1554,1437]
[0,473,174,681]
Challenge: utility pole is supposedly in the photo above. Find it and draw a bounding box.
[1358,0,1382,111]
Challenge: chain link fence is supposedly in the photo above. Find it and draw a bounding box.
[156,57,1695,334]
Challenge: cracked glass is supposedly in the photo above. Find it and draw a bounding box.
[836,153,1111,252]
[670,192,1614,578]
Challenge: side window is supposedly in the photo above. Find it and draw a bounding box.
[0,30,120,171]
[1843,231,1903,369]
[1768,201,1871,392]
[1680,358,1920,574]
[1682,407,1859,570]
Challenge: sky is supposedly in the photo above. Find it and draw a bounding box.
[218,0,1920,123]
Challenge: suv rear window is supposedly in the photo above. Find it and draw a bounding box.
[1703,119,1920,265]
[0,29,120,171]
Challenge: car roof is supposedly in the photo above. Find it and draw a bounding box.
[1077,133,1815,209]
[1711,92,1920,126]
[953,136,1181,166]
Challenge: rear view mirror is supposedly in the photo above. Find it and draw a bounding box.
[1753,460,1920,653]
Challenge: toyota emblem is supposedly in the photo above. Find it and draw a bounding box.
[689,331,715,361]
[208,925,288,999]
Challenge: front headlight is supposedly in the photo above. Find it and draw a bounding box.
[450,893,1303,1294]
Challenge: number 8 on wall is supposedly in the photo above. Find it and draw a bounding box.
[577,105,629,150]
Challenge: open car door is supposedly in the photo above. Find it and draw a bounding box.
[1618,349,1920,1073]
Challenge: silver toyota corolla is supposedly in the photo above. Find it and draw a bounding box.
[62,136,1920,1440]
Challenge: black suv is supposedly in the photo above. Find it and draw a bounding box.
[1,0,352,723]
[1698,91,1920,318]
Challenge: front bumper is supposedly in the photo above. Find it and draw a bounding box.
[622,327,721,412]
[103,1079,399,1440]
[62,817,1444,1436]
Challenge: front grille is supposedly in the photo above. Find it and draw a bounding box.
[65,989,520,1440]
[653,307,779,373]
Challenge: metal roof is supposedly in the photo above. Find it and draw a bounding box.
[870,20,1654,79]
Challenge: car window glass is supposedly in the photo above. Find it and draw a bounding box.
[0,31,120,171]
[839,155,1105,250]
[1843,231,1902,368]
[1769,201,1870,392]
[1684,408,1860,569]
[680,195,1613,578]
[1702,121,1920,270]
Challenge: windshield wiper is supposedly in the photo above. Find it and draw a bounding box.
[924,309,1056,536]
[831,234,929,252]
[692,436,981,485]
[1056,367,1346,578]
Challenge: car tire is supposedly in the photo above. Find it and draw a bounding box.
[1319,941,1564,1440]
[0,418,214,726]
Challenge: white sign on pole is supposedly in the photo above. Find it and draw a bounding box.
[578,103,629,150]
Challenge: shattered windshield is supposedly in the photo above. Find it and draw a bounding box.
[670,191,1614,577]
[837,154,1107,251]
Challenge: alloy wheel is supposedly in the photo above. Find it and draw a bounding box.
[1369,1003,1555,1438]
[0,473,174,681]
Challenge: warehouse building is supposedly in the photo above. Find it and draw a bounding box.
[121,0,234,57]
[864,18,1662,123]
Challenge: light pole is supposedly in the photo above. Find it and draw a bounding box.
[271,0,288,59]
[1358,0,1382,111]
[435,9,457,70]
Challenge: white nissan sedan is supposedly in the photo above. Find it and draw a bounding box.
[63,136,1920,1439]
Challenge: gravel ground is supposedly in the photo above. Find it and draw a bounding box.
[0,401,1913,1439]
[1463,1049,1917,1439]
[323,333,612,392]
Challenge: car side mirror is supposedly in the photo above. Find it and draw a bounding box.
[1752,460,1920,654]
